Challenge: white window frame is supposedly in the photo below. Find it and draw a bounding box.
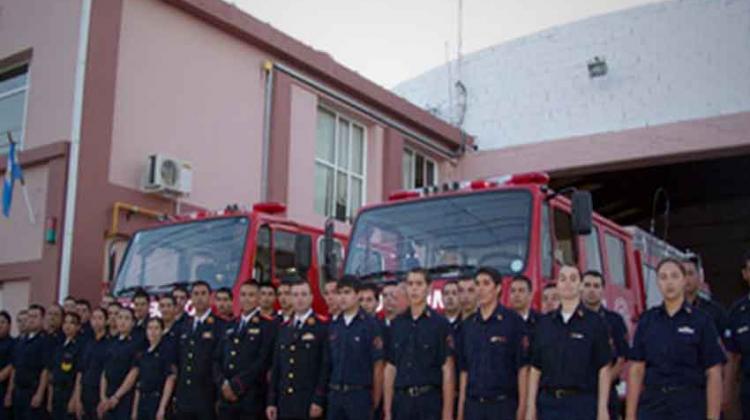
[0,62,31,154]
[403,146,438,189]
[314,106,368,223]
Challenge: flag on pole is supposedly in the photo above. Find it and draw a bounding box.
[2,133,24,218]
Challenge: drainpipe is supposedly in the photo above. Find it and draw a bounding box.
[58,0,92,302]
[260,60,274,202]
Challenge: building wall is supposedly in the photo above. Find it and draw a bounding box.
[394,0,750,151]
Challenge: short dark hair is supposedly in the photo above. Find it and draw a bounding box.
[543,282,557,291]
[406,267,431,284]
[259,283,277,293]
[191,281,212,293]
[76,299,92,310]
[475,266,502,285]
[48,303,63,313]
[92,307,108,320]
[338,275,359,291]
[119,306,136,319]
[510,275,532,291]
[28,304,46,317]
[107,302,123,311]
[216,287,233,299]
[0,311,11,324]
[133,288,149,302]
[63,311,81,325]
[240,280,259,290]
[147,317,164,330]
[656,258,687,276]
[172,285,188,295]
[158,294,176,305]
[289,279,311,290]
[357,282,380,298]
[582,270,605,286]
[63,296,76,303]
[442,279,459,291]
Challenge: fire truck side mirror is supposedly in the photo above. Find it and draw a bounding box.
[323,219,338,281]
[294,235,312,275]
[571,190,593,235]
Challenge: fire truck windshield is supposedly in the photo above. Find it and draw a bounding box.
[113,216,250,296]
[345,190,532,280]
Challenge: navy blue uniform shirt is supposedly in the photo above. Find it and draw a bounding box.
[531,305,612,393]
[328,310,384,386]
[691,296,730,345]
[596,307,629,361]
[48,338,84,390]
[459,304,530,398]
[724,296,750,375]
[629,302,725,387]
[11,332,50,390]
[136,341,176,394]
[81,333,110,389]
[386,306,454,388]
[103,334,142,395]
[0,335,15,394]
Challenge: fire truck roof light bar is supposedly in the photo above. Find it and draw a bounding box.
[386,172,550,201]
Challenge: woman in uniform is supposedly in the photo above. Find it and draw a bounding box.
[132,317,176,420]
[625,258,724,420]
[525,264,612,420]
[77,307,110,420]
[97,307,140,420]
[46,312,83,420]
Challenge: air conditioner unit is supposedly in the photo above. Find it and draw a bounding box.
[143,154,193,196]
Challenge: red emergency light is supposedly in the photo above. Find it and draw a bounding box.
[469,179,498,190]
[388,190,421,201]
[253,202,287,214]
[508,172,550,185]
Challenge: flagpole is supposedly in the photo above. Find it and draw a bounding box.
[6,132,35,224]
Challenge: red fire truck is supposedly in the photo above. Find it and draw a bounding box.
[111,202,347,315]
[341,172,691,333]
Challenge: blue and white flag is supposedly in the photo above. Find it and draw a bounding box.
[2,137,24,218]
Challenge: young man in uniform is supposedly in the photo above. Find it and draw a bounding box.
[132,288,150,345]
[457,277,479,321]
[540,283,560,314]
[173,281,223,420]
[259,284,278,319]
[682,256,729,343]
[383,268,455,420]
[327,275,384,420]
[215,287,235,323]
[443,281,462,327]
[276,280,294,323]
[509,275,539,329]
[76,299,94,342]
[358,283,381,317]
[266,277,329,420]
[725,250,750,419]
[215,281,276,420]
[5,304,50,419]
[323,281,342,321]
[46,304,65,346]
[171,285,189,332]
[457,267,530,420]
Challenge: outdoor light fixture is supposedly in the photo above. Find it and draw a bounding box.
[587,56,608,78]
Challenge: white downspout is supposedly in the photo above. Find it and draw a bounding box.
[58,0,92,302]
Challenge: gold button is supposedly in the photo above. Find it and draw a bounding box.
[229,364,235,369]
[288,372,294,379]
[287,387,294,394]
[290,345,296,352]
[231,351,237,356]
[289,358,295,365]
[234,338,239,344]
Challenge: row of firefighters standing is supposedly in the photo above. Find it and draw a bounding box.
[2,252,750,420]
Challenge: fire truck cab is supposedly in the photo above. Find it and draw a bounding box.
[343,172,682,334]
[111,202,347,315]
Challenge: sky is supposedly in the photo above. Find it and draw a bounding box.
[232,0,664,89]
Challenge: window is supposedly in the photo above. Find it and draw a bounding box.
[583,226,603,273]
[540,203,553,278]
[253,225,272,285]
[0,63,29,154]
[553,208,577,266]
[403,148,437,189]
[315,107,366,222]
[317,236,345,289]
[605,233,627,287]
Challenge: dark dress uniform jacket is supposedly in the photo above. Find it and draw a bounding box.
[11,331,50,420]
[0,335,15,420]
[268,312,329,419]
[48,338,84,419]
[213,311,276,410]
[174,313,223,416]
[727,295,750,419]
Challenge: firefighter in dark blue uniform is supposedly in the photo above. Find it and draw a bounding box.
[458,268,530,420]
[46,304,65,346]
[527,265,613,420]
[727,250,750,419]
[98,307,141,420]
[626,258,725,420]
[78,307,110,420]
[132,289,150,348]
[326,276,384,420]
[157,294,180,366]
[174,281,223,420]
[267,276,329,420]
[682,257,730,345]
[214,280,276,420]
[581,271,630,419]
[383,268,455,420]
[6,304,50,420]
[75,300,95,343]
[509,276,540,331]
[46,312,84,420]
[0,311,15,420]
[134,317,177,420]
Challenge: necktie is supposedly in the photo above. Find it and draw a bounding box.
[239,319,246,330]
[193,320,201,332]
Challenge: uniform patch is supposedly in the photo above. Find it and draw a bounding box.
[490,336,507,343]
[570,332,585,339]
[202,331,213,339]
[737,325,749,335]
[302,332,315,341]
[226,328,234,335]
[354,336,360,342]
[61,362,73,372]
[248,328,260,335]
[677,326,695,335]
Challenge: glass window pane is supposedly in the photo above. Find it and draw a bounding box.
[0,90,26,149]
[426,160,436,186]
[351,125,364,175]
[351,178,363,220]
[541,204,553,278]
[335,171,348,222]
[605,233,627,287]
[402,150,414,189]
[0,65,28,94]
[553,208,577,265]
[314,163,334,217]
[316,109,336,162]
[583,227,603,273]
[337,119,350,169]
[415,154,425,188]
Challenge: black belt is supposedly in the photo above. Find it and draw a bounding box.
[541,387,585,399]
[468,394,510,403]
[329,384,370,393]
[647,384,701,394]
[396,385,438,397]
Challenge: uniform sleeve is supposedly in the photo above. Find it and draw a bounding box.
[725,307,740,354]
[437,318,454,366]
[231,320,276,396]
[385,322,396,365]
[370,320,385,363]
[716,305,731,347]
[590,316,613,370]
[530,321,544,370]
[266,329,281,407]
[628,316,647,362]
[516,317,531,368]
[312,323,329,407]
[611,313,630,359]
[457,324,468,373]
[700,318,727,368]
